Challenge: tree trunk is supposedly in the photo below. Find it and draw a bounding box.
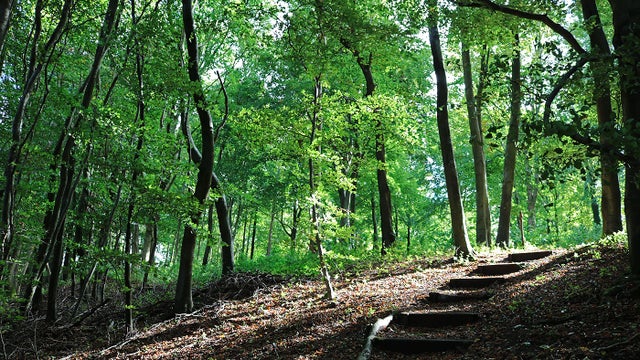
[461,42,491,246]
[0,0,14,56]
[1,0,72,277]
[267,200,276,256]
[308,75,335,300]
[250,215,257,260]
[213,173,234,274]
[202,204,213,267]
[180,82,234,275]
[348,44,396,253]
[581,0,623,235]
[428,17,474,258]
[175,0,215,314]
[496,33,522,248]
[371,196,379,252]
[609,0,640,276]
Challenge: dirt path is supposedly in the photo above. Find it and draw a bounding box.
[3,242,639,359]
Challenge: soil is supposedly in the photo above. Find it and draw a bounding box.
[2,241,639,359]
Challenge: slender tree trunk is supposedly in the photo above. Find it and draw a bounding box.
[308,75,335,299]
[175,0,215,314]
[120,0,147,331]
[1,0,72,277]
[250,215,256,260]
[371,196,379,252]
[212,172,234,275]
[428,15,474,258]
[496,33,522,248]
[267,201,276,256]
[202,204,213,267]
[461,42,491,246]
[581,0,622,235]
[0,0,14,58]
[348,46,396,253]
[180,78,234,275]
[524,157,538,231]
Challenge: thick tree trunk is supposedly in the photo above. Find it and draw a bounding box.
[175,0,215,314]
[428,19,474,258]
[461,43,491,246]
[609,0,640,276]
[581,0,623,235]
[496,34,522,248]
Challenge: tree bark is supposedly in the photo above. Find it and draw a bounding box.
[581,0,622,235]
[341,38,396,253]
[175,0,215,314]
[496,33,522,248]
[461,42,491,246]
[1,0,72,277]
[428,17,474,258]
[308,75,335,299]
[609,0,640,276]
[0,0,14,56]
[202,204,213,267]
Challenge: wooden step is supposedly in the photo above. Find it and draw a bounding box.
[428,290,494,303]
[476,262,523,275]
[449,276,506,289]
[394,311,480,327]
[508,250,552,262]
[372,337,473,354]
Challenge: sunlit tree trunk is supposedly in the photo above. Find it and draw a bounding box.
[308,75,336,300]
[428,13,474,258]
[496,33,522,248]
[461,42,491,246]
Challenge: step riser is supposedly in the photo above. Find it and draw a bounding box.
[476,263,522,275]
[428,291,493,303]
[508,250,552,262]
[449,277,506,289]
[395,312,480,327]
[372,338,473,354]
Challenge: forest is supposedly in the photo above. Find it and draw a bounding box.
[1,0,640,358]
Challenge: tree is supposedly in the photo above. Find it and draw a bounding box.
[175,0,216,314]
[495,33,522,248]
[609,0,640,275]
[428,4,474,258]
[461,42,491,246]
[1,0,73,285]
[581,0,622,235]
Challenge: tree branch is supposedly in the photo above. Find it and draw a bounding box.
[541,55,637,165]
[456,0,586,54]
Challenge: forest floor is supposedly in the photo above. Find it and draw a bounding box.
[2,240,640,359]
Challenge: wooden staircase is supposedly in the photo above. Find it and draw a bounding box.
[359,249,554,359]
